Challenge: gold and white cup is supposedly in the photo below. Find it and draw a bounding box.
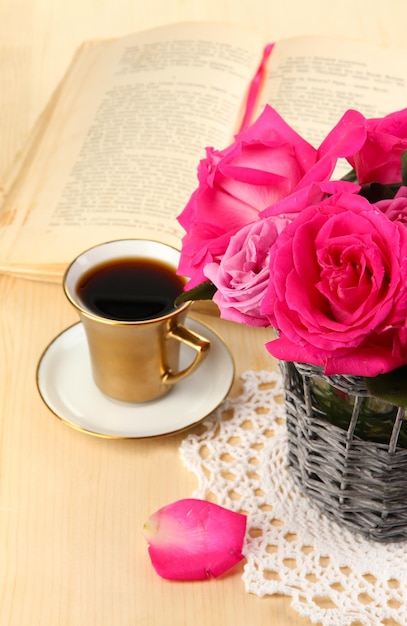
[63,239,210,403]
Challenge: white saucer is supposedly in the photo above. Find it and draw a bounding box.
[36,318,234,439]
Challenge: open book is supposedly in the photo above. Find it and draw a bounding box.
[1,21,407,282]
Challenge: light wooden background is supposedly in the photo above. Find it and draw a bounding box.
[0,1,405,625]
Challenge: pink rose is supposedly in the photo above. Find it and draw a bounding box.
[178,105,335,287]
[203,218,286,327]
[374,186,407,224]
[261,193,407,376]
[346,108,407,184]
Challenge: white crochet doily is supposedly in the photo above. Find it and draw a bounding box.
[180,370,407,626]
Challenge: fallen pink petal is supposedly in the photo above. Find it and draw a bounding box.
[143,498,247,580]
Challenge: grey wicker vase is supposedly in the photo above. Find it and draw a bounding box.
[282,360,407,543]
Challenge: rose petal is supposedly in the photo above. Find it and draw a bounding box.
[143,499,246,581]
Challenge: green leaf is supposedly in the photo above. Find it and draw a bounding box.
[402,149,407,186]
[364,365,407,409]
[175,281,217,305]
[359,181,401,202]
[340,168,357,182]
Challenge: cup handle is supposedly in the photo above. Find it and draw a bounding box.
[162,324,211,385]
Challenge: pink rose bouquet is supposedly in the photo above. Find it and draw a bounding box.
[176,104,407,406]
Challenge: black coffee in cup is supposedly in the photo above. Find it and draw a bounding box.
[76,257,186,321]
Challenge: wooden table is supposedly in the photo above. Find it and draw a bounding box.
[0,1,406,624]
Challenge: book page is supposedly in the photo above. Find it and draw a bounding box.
[256,36,407,176]
[0,22,261,280]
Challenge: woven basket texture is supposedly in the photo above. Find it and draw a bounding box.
[282,361,407,543]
